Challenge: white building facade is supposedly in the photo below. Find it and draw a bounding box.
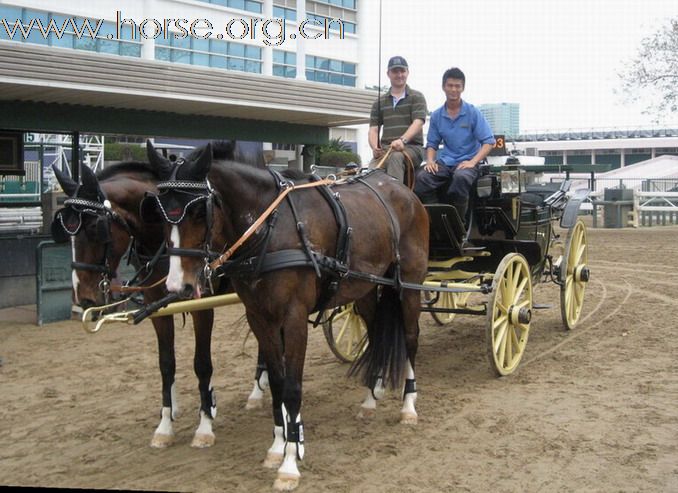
[0,0,372,155]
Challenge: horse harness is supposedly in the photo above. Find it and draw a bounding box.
[146,168,409,323]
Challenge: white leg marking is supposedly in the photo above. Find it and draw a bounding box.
[171,382,181,420]
[246,370,269,410]
[191,410,215,448]
[166,226,185,293]
[263,425,285,468]
[274,406,302,491]
[400,360,418,425]
[71,238,80,304]
[151,406,175,448]
[358,377,383,419]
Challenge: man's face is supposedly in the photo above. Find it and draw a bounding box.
[388,67,408,88]
[443,78,464,102]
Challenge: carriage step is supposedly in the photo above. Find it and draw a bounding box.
[532,303,552,310]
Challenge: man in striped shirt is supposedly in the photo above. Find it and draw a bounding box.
[368,56,428,184]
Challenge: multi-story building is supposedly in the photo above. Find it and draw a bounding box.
[0,0,374,162]
[479,102,520,139]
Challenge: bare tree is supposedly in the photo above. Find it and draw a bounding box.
[618,18,678,118]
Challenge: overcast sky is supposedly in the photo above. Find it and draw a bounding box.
[360,0,677,132]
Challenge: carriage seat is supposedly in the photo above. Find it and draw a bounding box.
[425,204,484,261]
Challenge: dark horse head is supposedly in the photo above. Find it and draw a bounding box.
[141,141,218,299]
[51,162,164,309]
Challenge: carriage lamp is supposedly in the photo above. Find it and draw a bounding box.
[500,169,526,194]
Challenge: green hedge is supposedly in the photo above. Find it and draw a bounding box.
[104,143,147,161]
[317,150,361,167]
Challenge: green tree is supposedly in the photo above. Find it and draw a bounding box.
[315,138,360,167]
[618,18,678,117]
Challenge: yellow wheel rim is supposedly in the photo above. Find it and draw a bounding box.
[486,253,532,376]
[560,220,588,330]
[322,303,367,363]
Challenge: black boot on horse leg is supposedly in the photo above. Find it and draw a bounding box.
[246,351,269,410]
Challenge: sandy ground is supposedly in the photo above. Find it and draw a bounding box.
[1,223,677,492]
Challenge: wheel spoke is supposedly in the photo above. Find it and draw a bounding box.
[336,311,351,345]
[504,325,513,368]
[494,319,508,354]
[516,299,531,310]
[514,277,528,304]
[574,242,586,266]
[493,313,508,330]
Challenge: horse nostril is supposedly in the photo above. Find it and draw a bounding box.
[179,284,194,299]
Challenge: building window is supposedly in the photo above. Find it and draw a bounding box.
[273,50,296,78]
[305,55,356,87]
[273,5,297,21]
[314,0,357,10]
[305,13,356,34]
[195,0,263,14]
[156,36,262,73]
[0,6,141,57]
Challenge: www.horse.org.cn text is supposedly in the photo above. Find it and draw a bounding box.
[0,11,349,47]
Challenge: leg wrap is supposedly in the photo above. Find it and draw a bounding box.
[403,378,417,400]
[203,386,217,419]
[282,404,305,460]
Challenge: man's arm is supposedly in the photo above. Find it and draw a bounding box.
[456,143,494,170]
[369,125,384,159]
[390,118,424,151]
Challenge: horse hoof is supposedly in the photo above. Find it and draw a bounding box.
[150,433,174,448]
[400,412,418,425]
[191,433,215,448]
[245,397,263,410]
[273,472,300,491]
[263,451,284,469]
[357,407,376,420]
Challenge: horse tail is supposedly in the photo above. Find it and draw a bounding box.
[349,284,407,391]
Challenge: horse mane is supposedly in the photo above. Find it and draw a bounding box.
[96,161,161,181]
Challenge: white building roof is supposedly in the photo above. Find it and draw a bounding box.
[598,155,678,180]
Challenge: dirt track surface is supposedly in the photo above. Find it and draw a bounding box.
[1,224,677,492]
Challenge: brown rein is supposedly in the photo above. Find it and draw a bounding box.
[374,147,416,190]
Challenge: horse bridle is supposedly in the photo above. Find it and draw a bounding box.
[54,196,133,302]
[141,160,223,295]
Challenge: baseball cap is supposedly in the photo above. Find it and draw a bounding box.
[387,56,408,70]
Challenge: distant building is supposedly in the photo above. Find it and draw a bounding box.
[513,127,678,168]
[479,103,520,139]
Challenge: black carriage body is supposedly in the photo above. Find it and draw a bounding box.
[430,166,568,284]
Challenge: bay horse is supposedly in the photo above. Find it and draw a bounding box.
[141,141,429,491]
[50,142,269,449]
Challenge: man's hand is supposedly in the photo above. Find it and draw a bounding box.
[390,138,406,152]
[456,160,476,170]
[372,147,385,159]
[424,161,439,173]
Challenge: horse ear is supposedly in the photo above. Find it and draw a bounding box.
[192,143,212,179]
[146,140,172,178]
[80,165,102,200]
[52,165,78,197]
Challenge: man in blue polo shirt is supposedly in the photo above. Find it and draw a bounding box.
[414,67,495,226]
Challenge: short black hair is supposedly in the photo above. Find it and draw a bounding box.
[442,67,465,87]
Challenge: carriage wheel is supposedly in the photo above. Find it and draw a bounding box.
[560,220,589,330]
[321,303,367,363]
[426,290,473,325]
[486,253,533,376]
